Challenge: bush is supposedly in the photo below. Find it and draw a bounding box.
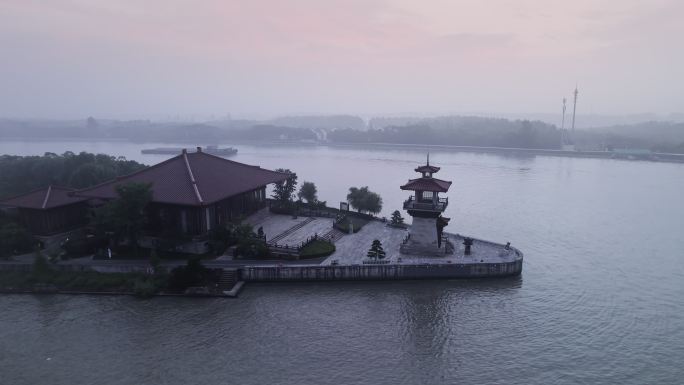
[270,204,297,216]
[0,222,36,258]
[132,277,157,297]
[168,258,210,291]
[32,248,52,277]
[299,240,336,259]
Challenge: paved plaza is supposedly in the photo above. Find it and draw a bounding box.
[244,208,519,266]
[321,221,519,266]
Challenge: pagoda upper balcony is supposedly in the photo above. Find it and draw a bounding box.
[403,195,448,212]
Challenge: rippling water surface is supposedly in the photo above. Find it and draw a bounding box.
[1,141,683,384]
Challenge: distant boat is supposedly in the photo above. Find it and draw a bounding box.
[141,145,238,156]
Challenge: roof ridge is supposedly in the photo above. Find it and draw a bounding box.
[41,185,53,209]
[183,151,204,204]
[0,184,65,203]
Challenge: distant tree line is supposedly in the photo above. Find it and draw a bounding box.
[330,117,563,149]
[3,116,684,153]
[0,152,146,199]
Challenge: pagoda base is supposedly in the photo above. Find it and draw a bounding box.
[400,240,454,257]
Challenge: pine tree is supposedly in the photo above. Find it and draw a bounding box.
[391,210,404,226]
[367,239,386,260]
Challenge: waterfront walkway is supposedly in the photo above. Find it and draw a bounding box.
[321,221,519,266]
[0,211,520,272]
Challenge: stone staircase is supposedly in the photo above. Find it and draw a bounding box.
[269,217,315,244]
[217,269,239,291]
[321,228,346,244]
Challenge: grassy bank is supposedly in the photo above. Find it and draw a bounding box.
[0,269,162,296]
[0,254,225,297]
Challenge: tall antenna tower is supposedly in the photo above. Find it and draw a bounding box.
[561,97,567,145]
[561,97,567,131]
[571,85,578,135]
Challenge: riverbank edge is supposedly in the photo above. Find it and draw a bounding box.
[3,137,683,163]
[0,283,244,298]
[0,255,522,298]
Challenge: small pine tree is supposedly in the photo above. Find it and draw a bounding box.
[391,210,404,226]
[367,239,386,260]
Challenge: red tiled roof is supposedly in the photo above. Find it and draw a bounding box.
[400,177,452,193]
[75,150,289,206]
[415,164,440,173]
[0,185,88,210]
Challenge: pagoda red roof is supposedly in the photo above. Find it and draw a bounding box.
[400,177,452,192]
[75,150,289,206]
[0,185,88,210]
[415,164,440,173]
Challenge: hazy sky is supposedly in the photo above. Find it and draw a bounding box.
[1,0,682,119]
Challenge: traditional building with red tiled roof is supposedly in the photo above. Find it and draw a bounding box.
[75,148,289,236]
[0,185,89,236]
[1,148,290,246]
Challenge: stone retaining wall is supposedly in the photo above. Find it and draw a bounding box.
[240,259,522,281]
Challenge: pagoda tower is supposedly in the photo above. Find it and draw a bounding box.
[400,155,453,256]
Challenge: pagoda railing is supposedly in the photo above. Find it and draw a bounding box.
[403,196,448,212]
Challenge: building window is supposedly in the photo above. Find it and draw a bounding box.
[206,207,212,231]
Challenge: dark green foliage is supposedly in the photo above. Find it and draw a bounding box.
[32,247,52,277]
[0,269,158,295]
[347,186,383,215]
[211,223,270,259]
[132,277,157,297]
[271,169,298,204]
[0,222,36,258]
[329,117,563,149]
[390,210,405,226]
[299,240,335,259]
[367,239,386,260]
[94,182,152,256]
[297,181,318,205]
[60,234,107,258]
[0,152,146,199]
[168,257,210,291]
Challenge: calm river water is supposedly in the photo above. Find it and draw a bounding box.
[1,140,684,384]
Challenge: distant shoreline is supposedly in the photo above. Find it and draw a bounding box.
[2,137,684,164]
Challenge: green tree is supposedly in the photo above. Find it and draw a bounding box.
[297,181,318,206]
[0,152,146,199]
[32,246,51,278]
[232,224,269,259]
[97,182,153,256]
[366,239,386,260]
[390,210,404,226]
[0,222,36,258]
[168,257,209,290]
[271,168,298,205]
[347,186,383,215]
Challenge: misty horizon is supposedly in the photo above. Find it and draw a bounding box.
[1,1,683,119]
